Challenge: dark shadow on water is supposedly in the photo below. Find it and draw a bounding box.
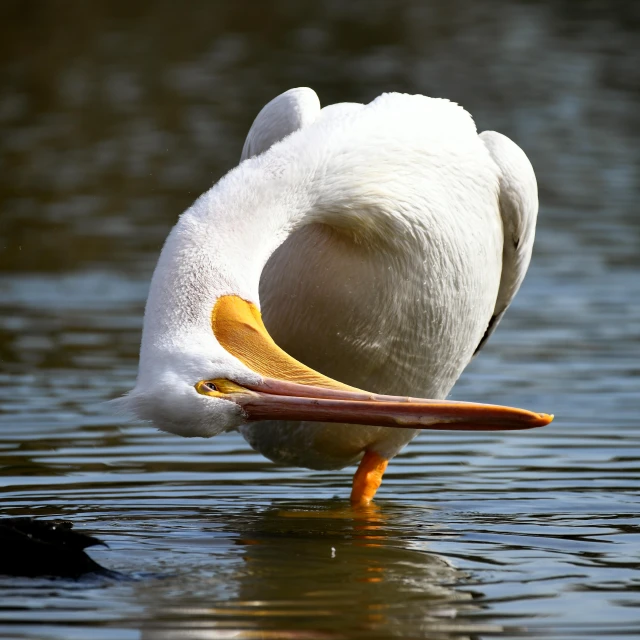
[0,517,116,579]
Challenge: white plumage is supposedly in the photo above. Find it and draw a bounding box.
[122,88,547,503]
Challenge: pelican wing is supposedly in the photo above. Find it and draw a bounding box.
[241,87,321,161]
[475,131,539,354]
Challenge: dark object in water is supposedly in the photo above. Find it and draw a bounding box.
[0,517,109,578]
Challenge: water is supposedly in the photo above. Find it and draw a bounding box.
[1,2,639,638]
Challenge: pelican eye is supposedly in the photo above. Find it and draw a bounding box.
[196,379,248,396]
[196,380,222,396]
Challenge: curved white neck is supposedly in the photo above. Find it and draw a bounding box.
[144,153,422,351]
[141,166,301,353]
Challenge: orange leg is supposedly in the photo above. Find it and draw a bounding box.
[350,450,389,507]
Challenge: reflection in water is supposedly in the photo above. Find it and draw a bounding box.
[139,502,485,640]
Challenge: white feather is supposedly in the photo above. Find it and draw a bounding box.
[473,131,539,352]
[241,87,321,161]
[122,89,539,469]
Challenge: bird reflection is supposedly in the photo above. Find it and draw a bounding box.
[140,501,495,639]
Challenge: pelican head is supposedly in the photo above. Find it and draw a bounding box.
[121,337,249,439]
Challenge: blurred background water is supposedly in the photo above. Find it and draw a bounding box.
[1,1,639,638]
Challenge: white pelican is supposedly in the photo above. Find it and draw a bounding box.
[121,89,553,506]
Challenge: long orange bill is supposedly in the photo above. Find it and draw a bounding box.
[230,378,553,431]
[208,295,554,432]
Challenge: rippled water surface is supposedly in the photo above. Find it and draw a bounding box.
[1,2,639,639]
